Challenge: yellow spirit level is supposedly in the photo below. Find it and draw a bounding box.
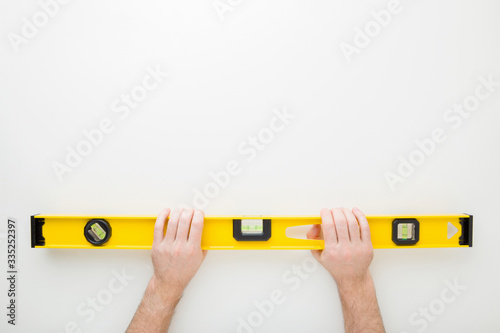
[31,214,473,250]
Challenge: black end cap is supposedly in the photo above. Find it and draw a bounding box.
[31,215,45,248]
[459,215,473,247]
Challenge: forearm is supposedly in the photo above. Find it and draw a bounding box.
[126,276,182,333]
[337,273,385,333]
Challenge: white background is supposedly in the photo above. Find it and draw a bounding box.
[1,0,500,332]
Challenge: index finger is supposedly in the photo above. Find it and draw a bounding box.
[188,209,205,246]
[154,208,170,244]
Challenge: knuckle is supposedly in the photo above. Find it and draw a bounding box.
[186,245,198,256]
[170,244,183,257]
[336,246,351,259]
[354,247,364,257]
[341,251,352,261]
[360,246,372,257]
[325,248,336,258]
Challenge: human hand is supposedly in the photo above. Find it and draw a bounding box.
[126,208,206,333]
[306,208,385,332]
[151,208,207,296]
[307,207,373,288]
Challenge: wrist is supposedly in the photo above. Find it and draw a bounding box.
[335,272,373,295]
[147,275,184,306]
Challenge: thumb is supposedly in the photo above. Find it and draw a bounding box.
[306,224,322,240]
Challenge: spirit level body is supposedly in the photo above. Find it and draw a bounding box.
[31,214,473,250]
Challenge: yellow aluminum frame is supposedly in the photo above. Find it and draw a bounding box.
[31,214,473,250]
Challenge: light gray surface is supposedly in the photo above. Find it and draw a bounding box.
[1,0,499,332]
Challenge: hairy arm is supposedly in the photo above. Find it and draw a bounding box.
[337,272,384,332]
[126,276,182,332]
[126,208,207,333]
[308,207,385,333]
